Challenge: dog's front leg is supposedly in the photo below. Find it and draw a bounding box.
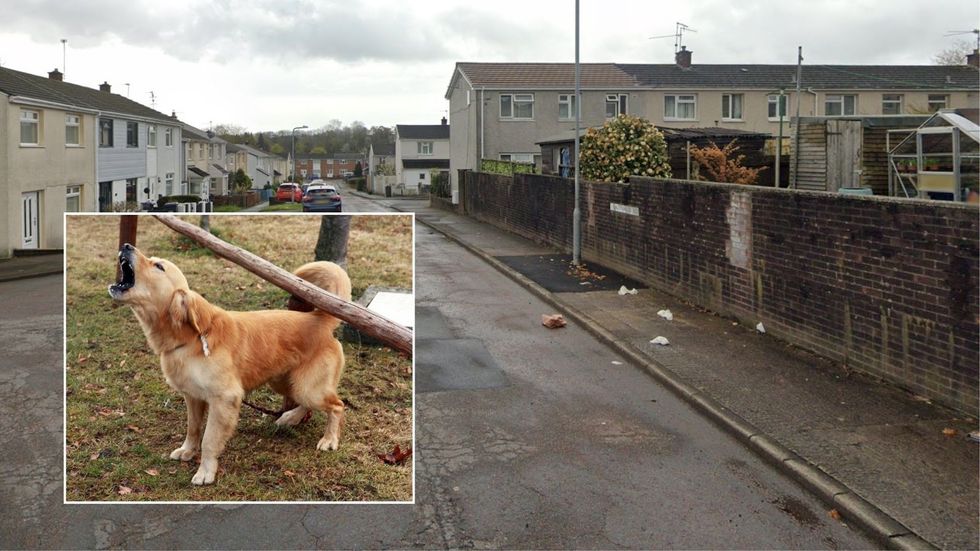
[170,395,206,461]
[191,393,241,486]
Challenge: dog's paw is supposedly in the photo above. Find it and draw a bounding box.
[190,467,216,486]
[275,406,309,427]
[316,436,339,451]
[169,446,197,461]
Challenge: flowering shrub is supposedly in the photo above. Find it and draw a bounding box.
[579,115,671,182]
[688,139,766,185]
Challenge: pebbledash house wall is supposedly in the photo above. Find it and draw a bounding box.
[460,171,980,413]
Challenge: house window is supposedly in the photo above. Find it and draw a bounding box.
[419,172,426,180]
[126,122,139,148]
[20,109,40,145]
[500,153,536,164]
[722,94,743,120]
[558,93,578,120]
[165,128,173,146]
[927,94,948,112]
[66,185,81,212]
[65,114,81,146]
[500,93,534,119]
[165,173,174,195]
[99,119,113,147]
[825,94,856,116]
[605,94,628,118]
[664,94,696,120]
[418,141,433,155]
[881,94,903,115]
[148,125,157,147]
[767,95,788,120]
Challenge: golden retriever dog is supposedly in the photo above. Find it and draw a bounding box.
[108,243,352,485]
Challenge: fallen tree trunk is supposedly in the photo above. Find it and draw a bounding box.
[153,214,413,357]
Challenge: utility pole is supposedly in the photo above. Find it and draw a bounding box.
[791,46,803,189]
[776,89,784,187]
[292,125,308,182]
[60,38,66,75]
[572,0,582,266]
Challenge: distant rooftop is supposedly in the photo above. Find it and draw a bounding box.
[397,124,450,140]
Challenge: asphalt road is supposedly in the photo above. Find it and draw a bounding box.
[0,208,873,548]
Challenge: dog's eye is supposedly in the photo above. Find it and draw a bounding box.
[155,262,165,272]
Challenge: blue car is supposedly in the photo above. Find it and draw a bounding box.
[302,186,342,212]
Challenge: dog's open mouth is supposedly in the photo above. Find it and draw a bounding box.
[108,246,136,299]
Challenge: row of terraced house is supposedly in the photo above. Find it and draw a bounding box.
[0,65,290,258]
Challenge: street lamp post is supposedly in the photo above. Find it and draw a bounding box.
[292,125,308,182]
[572,0,582,265]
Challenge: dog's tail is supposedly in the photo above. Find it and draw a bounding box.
[287,261,352,333]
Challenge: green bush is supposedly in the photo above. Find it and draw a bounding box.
[430,171,450,198]
[348,177,367,192]
[480,158,537,175]
[579,115,671,182]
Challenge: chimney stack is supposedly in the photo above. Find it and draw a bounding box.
[968,48,979,69]
[48,68,63,81]
[99,81,111,93]
[440,116,447,126]
[171,110,178,119]
[675,46,692,69]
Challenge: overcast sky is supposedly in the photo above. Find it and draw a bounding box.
[0,0,976,132]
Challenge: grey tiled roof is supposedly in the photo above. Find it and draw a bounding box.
[373,143,395,156]
[0,66,178,121]
[403,159,449,169]
[453,62,979,91]
[397,125,450,140]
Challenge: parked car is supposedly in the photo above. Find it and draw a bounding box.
[302,186,342,212]
[276,183,303,202]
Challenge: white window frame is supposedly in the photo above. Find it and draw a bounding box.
[165,172,174,196]
[418,141,433,155]
[605,93,628,118]
[65,114,81,146]
[500,93,534,120]
[824,94,856,116]
[20,109,40,145]
[881,94,903,115]
[147,125,157,147]
[66,185,81,212]
[164,128,173,147]
[664,94,697,121]
[500,153,535,163]
[927,94,948,112]
[558,93,578,120]
[721,94,744,121]
[767,94,788,121]
[99,119,113,147]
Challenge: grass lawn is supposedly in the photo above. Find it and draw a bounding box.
[262,202,302,212]
[213,205,243,212]
[65,214,413,502]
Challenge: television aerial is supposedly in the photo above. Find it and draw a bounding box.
[944,29,979,51]
[649,22,697,54]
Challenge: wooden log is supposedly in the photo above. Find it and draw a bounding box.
[153,214,413,357]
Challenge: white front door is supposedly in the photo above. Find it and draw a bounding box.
[21,192,39,249]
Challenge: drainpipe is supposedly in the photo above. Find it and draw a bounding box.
[791,46,803,189]
[572,0,582,265]
[480,86,485,162]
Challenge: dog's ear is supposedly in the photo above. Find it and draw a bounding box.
[169,289,213,335]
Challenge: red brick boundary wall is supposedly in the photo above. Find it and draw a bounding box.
[461,171,979,414]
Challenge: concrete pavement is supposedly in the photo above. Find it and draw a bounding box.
[375,194,979,550]
[0,251,63,282]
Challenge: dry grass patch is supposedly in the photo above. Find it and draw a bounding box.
[65,214,413,502]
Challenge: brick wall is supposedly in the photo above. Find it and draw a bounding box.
[461,171,980,413]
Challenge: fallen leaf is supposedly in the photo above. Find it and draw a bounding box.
[942,427,957,437]
[119,359,126,367]
[117,486,133,495]
[89,452,100,461]
[126,425,142,433]
[144,468,159,476]
[542,314,566,329]
[829,509,841,521]
[78,355,89,364]
[283,470,296,477]
[378,445,412,465]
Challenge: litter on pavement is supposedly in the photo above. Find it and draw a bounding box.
[657,309,673,321]
[541,314,567,329]
[618,285,638,295]
[650,336,670,346]
[756,322,766,333]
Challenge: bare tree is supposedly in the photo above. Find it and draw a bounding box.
[315,216,350,269]
[934,40,975,65]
